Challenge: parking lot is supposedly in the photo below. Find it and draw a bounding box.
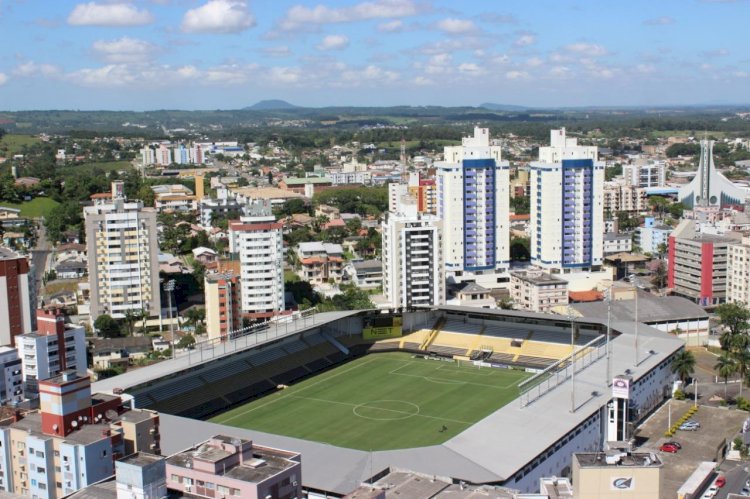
[635,400,748,499]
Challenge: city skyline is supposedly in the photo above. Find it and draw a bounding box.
[0,0,749,110]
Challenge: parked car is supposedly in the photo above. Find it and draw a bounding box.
[664,441,682,449]
[715,476,726,488]
[702,485,718,498]
[659,443,679,453]
[679,423,699,431]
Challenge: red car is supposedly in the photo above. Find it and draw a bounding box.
[715,476,726,488]
[659,443,680,453]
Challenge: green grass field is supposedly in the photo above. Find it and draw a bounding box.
[58,160,133,175]
[0,134,40,155]
[211,352,531,450]
[0,197,59,218]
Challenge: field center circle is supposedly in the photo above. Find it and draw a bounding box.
[353,400,420,421]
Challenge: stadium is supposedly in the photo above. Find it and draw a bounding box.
[93,306,683,496]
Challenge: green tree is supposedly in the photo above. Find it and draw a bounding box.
[510,236,530,261]
[715,353,737,399]
[94,314,121,338]
[716,302,750,350]
[671,349,696,384]
[184,307,206,329]
[177,334,196,349]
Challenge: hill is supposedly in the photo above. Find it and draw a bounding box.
[245,99,300,110]
[479,103,530,111]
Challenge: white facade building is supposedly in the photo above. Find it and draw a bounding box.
[229,201,285,319]
[635,217,672,254]
[436,127,510,288]
[84,182,161,320]
[382,195,444,309]
[530,128,605,273]
[623,160,666,188]
[17,309,86,397]
[728,236,750,306]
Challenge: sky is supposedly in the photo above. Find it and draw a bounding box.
[0,0,749,110]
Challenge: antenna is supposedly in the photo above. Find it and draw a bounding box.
[606,286,612,385]
[568,306,576,413]
[634,288,639,366]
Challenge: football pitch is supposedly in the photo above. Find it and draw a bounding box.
[211,352,533,450]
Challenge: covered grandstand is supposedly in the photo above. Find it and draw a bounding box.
[94,306,683,496]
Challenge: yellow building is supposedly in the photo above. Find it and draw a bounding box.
[572,452,662,499]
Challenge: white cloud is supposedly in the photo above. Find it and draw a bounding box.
[458,63,484,75]
[549,66,572,79]
[12,61,62,77]
[636,64,656,74]
[341,64,399,84]
[0,73,7,86]
[269,66,303,84]
[436,18,476,34]
[279,0,422,30]
[378,19,404,32]
[505,70,529,80]
[316,34,349,51]
[263,45,292,57]
[644,16,675,26]
[525,57,543,67]
[92,37,157,64]
[423,53,452,75]
[67,2,153,26]
[66,64,137,87]
[564,43,607,57]
[513,33,536,47]
[735,71,748,78]
[181,0,256,34]
[413,75,432,86]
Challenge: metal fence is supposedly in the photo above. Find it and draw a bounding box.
[181,308,319,366]
[518,335,608,408]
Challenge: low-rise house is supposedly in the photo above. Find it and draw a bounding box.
[447,282,497,309]
[346,259,383,289]
[89,337,153,369]
[296,242,345,284]
[152,184,197,213]
[54,259,87,279]
[192,246,218,265]
[603,232,633,255]
[510,270,569,313]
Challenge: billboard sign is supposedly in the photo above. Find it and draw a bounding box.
[612,377,631,399]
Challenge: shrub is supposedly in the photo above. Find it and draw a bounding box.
[674,389,686,400]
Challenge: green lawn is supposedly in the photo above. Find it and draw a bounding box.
[211,352,531,450]
[0,197,59,218]
[59,160,134,175]
[0,134,40,155]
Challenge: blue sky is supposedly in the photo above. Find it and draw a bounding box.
[0,0,748,110]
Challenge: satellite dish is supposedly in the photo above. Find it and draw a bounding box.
[105,409,118,420]
[71,421,78,428]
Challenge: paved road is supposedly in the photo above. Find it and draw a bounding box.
[30,219,51,292]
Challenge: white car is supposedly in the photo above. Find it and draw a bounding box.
[702,485,718,498]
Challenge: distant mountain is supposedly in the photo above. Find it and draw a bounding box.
[245,99,300,110]
[479,103,530,112]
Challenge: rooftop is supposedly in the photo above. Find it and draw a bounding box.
[353,259,382,272]
[118,451,164,468]
[574,452,662,468]
[282,176,332,185]
[510,270,567,286]
[0,247,23,260]
[571,292,708,323]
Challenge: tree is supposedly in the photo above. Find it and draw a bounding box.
[94,314,121,338]
[652,261,667,289]
[671,349,696,384]
[736,349,750,398]
[716,302,750,350]
[715,353,737,399]
[122,309,139,336]
[184,307,206,329]
[510,236,530,261]
[177,334,196,349]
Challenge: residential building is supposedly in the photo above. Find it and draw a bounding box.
[17,309,86,397]
[0,371,161,498]
[382,194,444,309]
[296,242,345,284]
[0,248,35,346]
[436,127,510,288]
[0,346,23,404]
[728,236,750,306]
[156,144,172,166]
[151,184,197,213]
[509,270,569,313]
[205,272,242,342]
[635,217,672,255]
[229,200,285,319]
[84,181,161,320]
[346,260,383,289]
[278,176,333,196]
[668,219,739,306]
[165,435,302,499]
[446,282,497,309]
[408,172,437,214]
[623,160,666,188]
[603,233,633,255]
[603,183,648,215]
[679,139,746,208]
[329,171,372,185]
[530,128,605,273]
[199,186,241,227]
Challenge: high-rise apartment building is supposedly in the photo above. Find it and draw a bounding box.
[623,160,666,188]
[530,128,605,273]
[85,182,161,321]
[382,194,444,309]
[17,309,86,397]
[0,248,35,346]
[205,272,242,341]
[726,236,750,306]
[0,347,23,404]
[229,201,285,319]
[436,127,510,288]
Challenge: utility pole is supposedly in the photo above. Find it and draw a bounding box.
[569,307,576,413]
[634,287,639,366]
[164,279,176,360]
[606,285,612,385]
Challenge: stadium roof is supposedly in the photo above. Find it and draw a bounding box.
[571,292,708,323]
[157,306,684,495]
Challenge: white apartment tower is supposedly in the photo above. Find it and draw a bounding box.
[382,194,444,309]
[436,127,510,288]
[85,181,161,320]
[229,201,285,319]
[530,128,605,273]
